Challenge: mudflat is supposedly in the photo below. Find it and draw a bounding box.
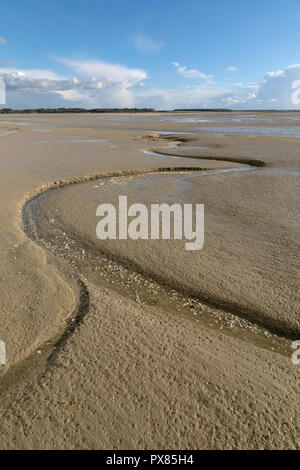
[0,112,298,449]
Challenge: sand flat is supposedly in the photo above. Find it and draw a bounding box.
[0,113,298,449]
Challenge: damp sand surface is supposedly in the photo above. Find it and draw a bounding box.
[2,110,300,136]
[0,113,299,450]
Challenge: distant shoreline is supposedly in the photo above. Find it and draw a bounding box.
[1,107,300,114]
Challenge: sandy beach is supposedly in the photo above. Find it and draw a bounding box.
[0,112,298,449]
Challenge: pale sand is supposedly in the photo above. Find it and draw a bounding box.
[0,113,298,449]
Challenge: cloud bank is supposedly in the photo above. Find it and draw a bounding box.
[0,60,148,108]
[0,60,300,109]
[256,64,300,108]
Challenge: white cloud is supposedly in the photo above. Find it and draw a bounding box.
[0,65,259,109]
[266,70,285,78]
[58,58,147,87]
[0,59,148,108]
[172,62,213,80]
[133,34,165,53]
[0,37,7,45]
[135,85,232,109]
[1,59,300,110]
[256,64,300,108]
[226,66,238,72]
[0,68,67,92]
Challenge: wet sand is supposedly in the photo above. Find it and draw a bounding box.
[0,113,299,449]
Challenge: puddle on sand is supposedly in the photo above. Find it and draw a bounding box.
[33,138,118,147]
[144,150,181,161]
[174,145,210,151]
[0,130,18,137]
[143,150,256,174]
[31,137,120,151]
[0,120,31,126]
[143,150,214,167]
[34,138,108,144]
[152,130,191,135]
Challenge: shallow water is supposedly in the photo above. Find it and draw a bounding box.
[0,130,18,137]
[174,145,210,151]
[33,138,118,146]
[193,126,300,138]
[129,168,256,197]
[143,150,256,175]
[16,112,300,124]
[0,120,30,126]
[2,113,300,138]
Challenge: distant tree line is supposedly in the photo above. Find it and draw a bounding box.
[174,108,300,113]
[0,107,156,114]
[0,107,298,114]
[173,108,233,112]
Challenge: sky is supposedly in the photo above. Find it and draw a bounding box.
[1,0,300,109]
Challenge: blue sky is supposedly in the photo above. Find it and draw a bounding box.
[1,0,300,109]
